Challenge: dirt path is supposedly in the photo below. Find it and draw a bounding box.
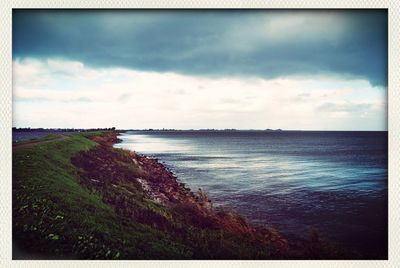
[13,135,68,150]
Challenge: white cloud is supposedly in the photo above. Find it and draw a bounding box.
[13,58,387,130]
[47,59,85,76]
[13,58,50,87]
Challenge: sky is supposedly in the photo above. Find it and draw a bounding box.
[12,10,388,130]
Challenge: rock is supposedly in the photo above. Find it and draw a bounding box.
[198,188,212,211]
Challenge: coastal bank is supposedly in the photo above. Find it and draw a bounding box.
[13,131,341,259]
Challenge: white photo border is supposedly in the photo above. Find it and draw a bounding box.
[1,1,399,267]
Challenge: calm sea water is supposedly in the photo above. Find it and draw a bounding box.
[116,130,387,257]
[12,130,53,142]
[12,130,74,142]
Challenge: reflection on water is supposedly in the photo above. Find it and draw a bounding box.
[114,130,388,257]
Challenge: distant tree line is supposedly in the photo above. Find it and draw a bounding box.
[12,127,116,132]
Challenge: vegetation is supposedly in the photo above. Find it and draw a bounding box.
[13,131,342,259]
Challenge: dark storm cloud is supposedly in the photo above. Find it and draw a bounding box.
[13,10,387,86]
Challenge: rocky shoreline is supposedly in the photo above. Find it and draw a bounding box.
[69,131,345,259]
[92,132,290,247]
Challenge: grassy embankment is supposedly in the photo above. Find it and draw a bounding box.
[13,131,339,259]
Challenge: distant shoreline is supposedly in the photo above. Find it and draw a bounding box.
[12,127,388,134]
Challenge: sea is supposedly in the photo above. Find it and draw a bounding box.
[114,130,388,257]
[12,130,74,142]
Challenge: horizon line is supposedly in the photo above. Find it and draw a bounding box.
[12,127,388,132]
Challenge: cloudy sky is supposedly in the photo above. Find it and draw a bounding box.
[13,10,387,130]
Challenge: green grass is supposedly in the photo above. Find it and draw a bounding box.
[13,132,191,259]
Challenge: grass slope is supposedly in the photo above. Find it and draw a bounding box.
[13,132,190,259]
